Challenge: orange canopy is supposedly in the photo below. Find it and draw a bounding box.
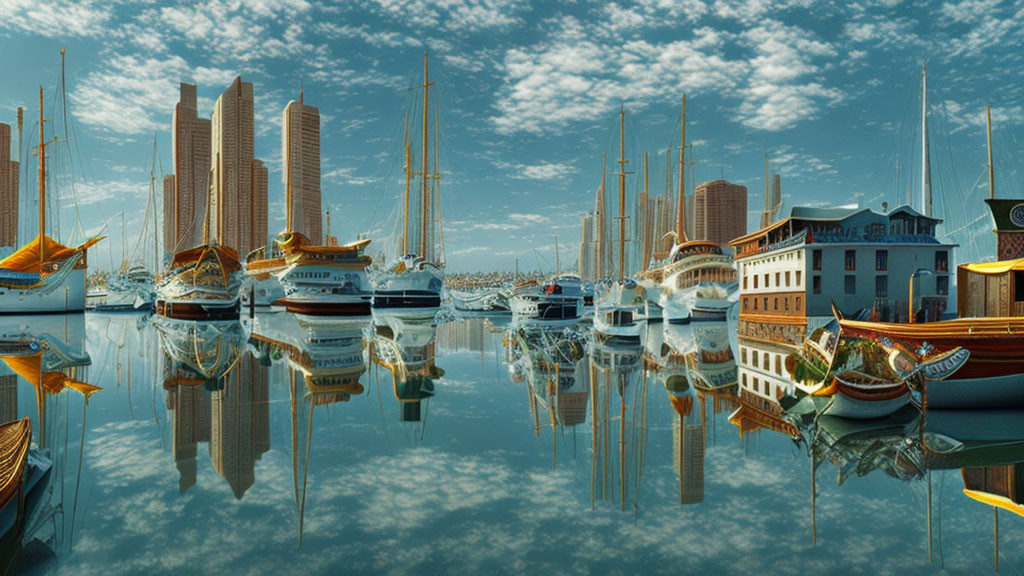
[1,352,102,397]
[0,234,103,273]
[169,244,241,275]
[277,232,371,255]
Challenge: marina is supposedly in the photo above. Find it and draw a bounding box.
[2,4,1024,572]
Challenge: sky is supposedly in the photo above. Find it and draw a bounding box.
[1,0,1024,272]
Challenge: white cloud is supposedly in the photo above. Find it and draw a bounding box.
[361,0,529,33]
[0,0,116,37]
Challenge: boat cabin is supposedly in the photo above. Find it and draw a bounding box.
[957,259,1024,318]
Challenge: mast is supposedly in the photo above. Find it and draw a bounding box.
[921,65,932,217]
[554,234,560,274]
[285,97,293,233]
[434,99,444,266]
[987,103,994,200]
[617,104,627,283]
[596,153,607,279]
[403,110,410,253]
[762,148,770,228]
[665,146,672,253]
[38,87,47,262]
[419,51,434,259]
[676,94,687,243]
[16,107,23,245]
[121,211,126,270]
[641,151,650,270]
[150,135,158,271]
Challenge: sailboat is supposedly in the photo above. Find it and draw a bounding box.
[835,102,1024,409]
[0,86,102,314]
[372,52,445,311]
[641,95,736,324]
[593,104,646,342]
[155,170,243,319]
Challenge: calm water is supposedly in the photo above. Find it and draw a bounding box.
[0,310,1020,575]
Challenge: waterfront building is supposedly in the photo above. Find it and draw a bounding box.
[282,92,322,244]
[167,383,210,493]
[730,205,955,398]
[210,355,270,500]
[167,84,211,255]
[0,123,19,248]
[694,179,747,247]
[211,76,268,256]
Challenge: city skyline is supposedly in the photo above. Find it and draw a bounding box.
[1,1,1023,271]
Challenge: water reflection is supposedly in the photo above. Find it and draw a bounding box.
[0,311,1020,572]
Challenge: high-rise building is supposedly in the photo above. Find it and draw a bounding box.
[694,179,747,247]
[167,383,210,493]
[578,213,594,280]
[0,123,20,248]
[167,84,211,255]
[282,92,321,244]
[211,76,267,256]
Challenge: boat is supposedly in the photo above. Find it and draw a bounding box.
[509,274,584,323]
[0,87,102,314]
[593,105,646,342]
[271,233,373,315]
[156,161,243,320]
[836,106,1024,409]
[0,419,52,541]
[641,95,736,324]
[370,309,443,424]
[373,52,445,311]
[449,285,510,313]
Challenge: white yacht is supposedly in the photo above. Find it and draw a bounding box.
[509,274,584,323]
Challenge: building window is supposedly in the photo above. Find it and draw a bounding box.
[741,348,747,363]
[763,297,768,310]
[875,275,888,298]
[796,297,801,310]
[743,299,748,311]
[775,272,781,287]
[785,271,791,287]
[936,251,949,273]
[775,356,782,375]
[812,249,822,270]
[764,274,769,288]
[773,297,778,311]
[754,275,758,289]
[937,275,948,295]
[876,250,888,271]
[752,353,758,368]
[743,275,748,290]
[845,250,856,271]
[753,298,758,311]
[845,274,856,294]
[763,352,769,368]
[796,271,802,286]
[742,373,747,386]
[784,297,790,312]
[813,275,821,294]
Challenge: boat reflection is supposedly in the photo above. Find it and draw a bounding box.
[154,315,270,499]
[0,314,100,571]
[370,310,443,431]
[250,312,371,546]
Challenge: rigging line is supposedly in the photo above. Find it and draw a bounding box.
[60,50,86,244]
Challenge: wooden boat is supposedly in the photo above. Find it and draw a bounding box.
[836,107,1024,408]
[155,243,242,320]
[0,87,102,314]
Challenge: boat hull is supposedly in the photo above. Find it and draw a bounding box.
[661,282,733,324]
[510,295,580,321]
[277,262,374,315]
[822,392,910,419]
[0,268,86,314]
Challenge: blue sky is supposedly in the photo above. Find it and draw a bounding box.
[1,0,1023,271]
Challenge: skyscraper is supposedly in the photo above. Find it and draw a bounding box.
[211,76,267,256]
[209,355,269,500]
[168,84,212,255]
[578,212,594,280]
[694,179,747,247]
[282,92,322,244]
[0,123,20,248]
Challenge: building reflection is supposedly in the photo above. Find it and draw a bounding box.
[250,312,371,545]
[155,316,269,499]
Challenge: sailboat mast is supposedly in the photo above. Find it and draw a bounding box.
[420,51,431,259]
[642,152,650,270]
[921,65,932,217]
[150,136,157,270]
[676,94,686,243]
[121,211,126,269]
[286,99,293,233]
[434,99,443,266]
[987,103,994,200]
[38,86,46,263]
[403,110,410,253]
[762,148,770,228]
[617,104,628,283]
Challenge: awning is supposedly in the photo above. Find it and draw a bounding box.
[0,234,103,273]
[959,258,1024,276]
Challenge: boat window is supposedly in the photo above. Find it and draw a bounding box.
[875,250,888,271]
[935,251,948,273]
[1016,272,1024,302]
[845,250,856,271]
